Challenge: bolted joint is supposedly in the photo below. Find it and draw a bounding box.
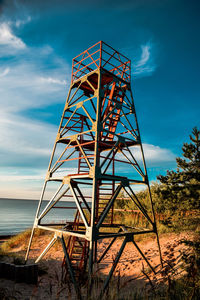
[136,136,141,143]
[118,136,126,143]
[89,166,95,178]
[86,226,98,241]
[45,171,51,181]
[70,134,77,142]
[34,218,39,227]
[86,227,92,240]
[121,178,129,187]
[63,176,71,185]
[143,175,148,184]
[56,132,61,142]
[126,233,133,243]
[89,166,101,178]
[64,103,69,111]
[153,222,157,232]
[76,101,84,109]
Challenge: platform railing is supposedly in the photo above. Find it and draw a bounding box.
[71,41,131,83]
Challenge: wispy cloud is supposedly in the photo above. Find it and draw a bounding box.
[39,76,67,85]
[0,112,55,159]
[0,22,26,49]
[0,167,77,199]
[15,16,32,28]
[0,17,70,173]
[0,48,69,113]
[0,67,10,77]
[133,43,156,77]
[118,143,175,169]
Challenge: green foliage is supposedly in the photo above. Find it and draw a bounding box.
[115,190,133,210]
[157,127,200,211]
[135,182,166,213]
[113,127,200,235]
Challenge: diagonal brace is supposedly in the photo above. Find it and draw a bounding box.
[132,239,156,274]
[69,182,89,228]
[99,237,127,298]
[97,229,122,263]
[60,236,82,300]
[35,235,57,263]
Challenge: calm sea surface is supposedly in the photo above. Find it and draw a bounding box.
[0,198,77,236]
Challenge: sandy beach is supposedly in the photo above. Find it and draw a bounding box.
[0,231,192,299]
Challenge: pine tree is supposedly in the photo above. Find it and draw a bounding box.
[157,127,200,211]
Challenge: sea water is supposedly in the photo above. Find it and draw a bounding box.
[0,198,77,236]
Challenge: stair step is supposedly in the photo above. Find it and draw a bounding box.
[72,253,83,257]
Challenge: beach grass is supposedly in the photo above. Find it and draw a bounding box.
[0,228,49,254]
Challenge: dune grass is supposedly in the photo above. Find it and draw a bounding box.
[0,228,49,254]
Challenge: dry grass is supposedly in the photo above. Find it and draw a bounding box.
[0,227,199,299]
[0,228,49,254]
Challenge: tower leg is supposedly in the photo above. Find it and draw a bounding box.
[155,228,163,268]
[25,226,35,262]
[147,185,163,268]
[25,181,47,262]
[88,240,94,275]
[60,236,82,300]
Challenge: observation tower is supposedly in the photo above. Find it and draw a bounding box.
[25,41,162,298]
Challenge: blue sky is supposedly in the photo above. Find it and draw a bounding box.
[0,0,199,199]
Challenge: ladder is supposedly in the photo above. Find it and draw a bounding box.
[96,181,115,224]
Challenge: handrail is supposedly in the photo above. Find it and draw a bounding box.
[71,41,131,84]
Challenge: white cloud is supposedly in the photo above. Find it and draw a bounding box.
[132,143,175,164]
[0,167,45,199]
[15,16,32,28]
[0,112,55,157]
[0,167,77,200]
[118,143,175,167]
[0,167,77,183]
[142,143,175,162]
[136,45,150,67]
[0,172,45,183]
[0,59,69,113]
[133,43,156,77]
[0,22,26,49]
[0,67,10,77]
[39,76,67,85]
[0,24,71,199]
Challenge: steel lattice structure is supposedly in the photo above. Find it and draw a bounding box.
[25,41,162,298]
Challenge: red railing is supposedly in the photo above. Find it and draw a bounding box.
[71,41,131,83]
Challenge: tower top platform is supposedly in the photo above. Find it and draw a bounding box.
[71,41,131,84]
